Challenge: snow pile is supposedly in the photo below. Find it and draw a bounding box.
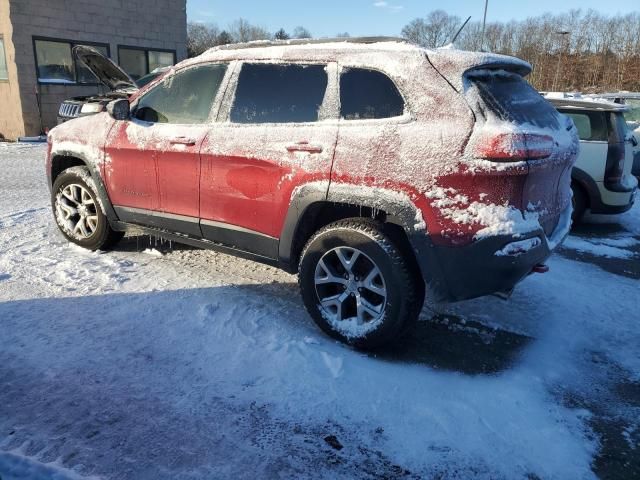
[425,186,545,240]
[461,202,541,239]
[561,235,639,259]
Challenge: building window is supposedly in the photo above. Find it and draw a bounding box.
[0,37,8,80]
[118,46,176,81]
[34,37,110,84]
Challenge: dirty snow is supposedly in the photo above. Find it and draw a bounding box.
[562,236,639,259]
[1,143,639,479]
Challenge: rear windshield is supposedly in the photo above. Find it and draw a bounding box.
[466,70,559,129]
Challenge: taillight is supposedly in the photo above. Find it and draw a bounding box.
[473,132,554,161]
[604,143,626,190]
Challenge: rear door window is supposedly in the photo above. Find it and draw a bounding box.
[230,63,328,123]
[466,71,559,129]
[339,68,404,120]
[559,110,608,141]
[134,63,227,124]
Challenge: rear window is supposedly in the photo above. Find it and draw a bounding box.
[230,63,328,123]
[466,71,559,129]
[558,110,608,141]
[340,68,404,120]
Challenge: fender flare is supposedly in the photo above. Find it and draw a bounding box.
[49,149,120,225]
[278,181,443,292]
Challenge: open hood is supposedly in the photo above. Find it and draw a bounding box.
[73,45,137,92]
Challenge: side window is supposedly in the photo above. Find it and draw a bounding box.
[230,64,328,123]
[562,111,607,141]
[134,64,227,124]
[340,68,404,120]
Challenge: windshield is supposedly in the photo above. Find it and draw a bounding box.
[466,70,559,129]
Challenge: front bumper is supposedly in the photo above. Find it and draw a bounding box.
[412,203,572,303]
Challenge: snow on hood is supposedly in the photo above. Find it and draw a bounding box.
[73,45,137,92]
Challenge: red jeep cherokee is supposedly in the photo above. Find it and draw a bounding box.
[46,38,578,348]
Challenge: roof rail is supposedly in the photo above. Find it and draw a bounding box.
[208,36,410,52]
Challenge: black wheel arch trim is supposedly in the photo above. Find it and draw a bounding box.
[571,167,600,210]
[278,181,445,294]
[49,149,120,225]
[570,166,634,214]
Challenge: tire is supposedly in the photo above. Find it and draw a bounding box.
[571,183,587,225]
[298,219,420,349]
[51,166,123,251]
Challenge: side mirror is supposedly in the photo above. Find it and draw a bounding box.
[107,99,130,121]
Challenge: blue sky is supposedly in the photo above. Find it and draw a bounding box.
[187,0,639,37]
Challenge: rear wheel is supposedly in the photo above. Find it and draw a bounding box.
[52,167,123,251]
[571,183,587,224]
[299,219,420,349]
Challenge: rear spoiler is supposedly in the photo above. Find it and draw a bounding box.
[425,48,531,92]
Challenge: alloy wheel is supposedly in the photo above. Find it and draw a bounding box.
[314,246,387,328]
[55,183,99,240]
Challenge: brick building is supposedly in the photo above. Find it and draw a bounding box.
[0,0,187,140]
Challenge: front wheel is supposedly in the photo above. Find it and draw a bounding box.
[52,166,123,251]
[298,219,421,349]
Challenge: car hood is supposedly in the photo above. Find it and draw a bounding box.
[73,45,137,92]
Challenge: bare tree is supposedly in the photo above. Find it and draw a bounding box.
[292,26,312,39]
[187,22,220,57]
[274,28,290,40]
[401,10,461,48]
[403,9,640,91]
[229,18,271,43]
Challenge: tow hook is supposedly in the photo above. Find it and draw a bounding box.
[531,263,549,274]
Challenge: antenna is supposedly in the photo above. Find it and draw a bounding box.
[480,0,489,50]
[451,16,472,45]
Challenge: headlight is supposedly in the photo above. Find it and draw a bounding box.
[80,103,104,114]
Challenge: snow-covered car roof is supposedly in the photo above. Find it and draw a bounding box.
[173,37,532,92]
[544,93,628,112]
[591,92,640,101]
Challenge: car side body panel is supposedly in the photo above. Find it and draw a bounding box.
[46,39,580,305]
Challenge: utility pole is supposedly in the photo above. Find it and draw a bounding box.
[552,30,571,91]
[480,0,488,51]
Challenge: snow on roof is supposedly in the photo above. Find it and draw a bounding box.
[592,92,640,100]
[544,92,629,112]
[173,37,531,92]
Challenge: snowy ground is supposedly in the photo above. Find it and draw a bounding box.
[0,142,638,480]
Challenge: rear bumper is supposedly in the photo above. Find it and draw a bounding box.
[413,203,572,303]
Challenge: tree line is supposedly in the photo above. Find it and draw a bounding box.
[402,9,640,92]
[186,10,640,92]
[187,19,348,57]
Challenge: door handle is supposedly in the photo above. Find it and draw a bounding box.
[286,141,323,154]
[169,136,197,146]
